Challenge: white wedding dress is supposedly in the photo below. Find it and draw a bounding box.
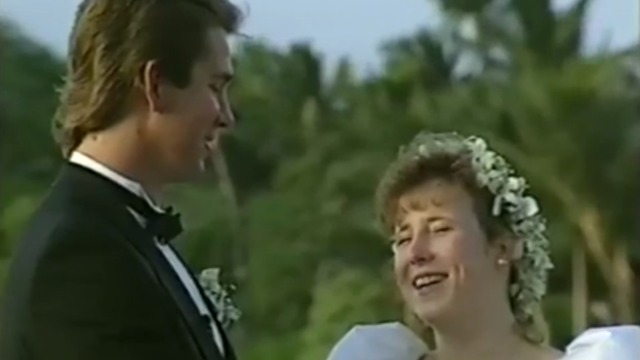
[327,322,640,360]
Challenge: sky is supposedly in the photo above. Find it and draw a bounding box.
[2,0,638,71]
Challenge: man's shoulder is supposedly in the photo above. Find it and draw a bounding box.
[2,187,128,308]
[21,191,111,241]
[10,186,126,270]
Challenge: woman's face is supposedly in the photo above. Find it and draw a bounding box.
[391,179,508,325]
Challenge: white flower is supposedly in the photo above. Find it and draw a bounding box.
[519,197,540,217]
[467,136,487,153]
[418,144,427,155]
[492,196,503,216]
[198,267,241,330]
[505,177,526,193]
[200,268,222,293]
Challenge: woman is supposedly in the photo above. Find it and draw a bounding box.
[328,132,640,360]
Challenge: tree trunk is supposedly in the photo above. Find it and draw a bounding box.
[573,206,633,323]
[210,148,247,345]
[571,242,587,334]
[610,241,635,322]
[210,148,245,282]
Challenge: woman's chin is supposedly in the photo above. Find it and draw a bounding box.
[414,303,447,324]
[410,293,452,325]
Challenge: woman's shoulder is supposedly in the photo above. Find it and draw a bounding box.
[327,322,428,360]
[562,325,640,359]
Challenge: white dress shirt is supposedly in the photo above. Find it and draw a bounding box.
[69,152,225,354]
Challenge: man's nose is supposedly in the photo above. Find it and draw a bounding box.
[218,99,236,130]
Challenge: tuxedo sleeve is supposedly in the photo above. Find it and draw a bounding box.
[27,216,195,360]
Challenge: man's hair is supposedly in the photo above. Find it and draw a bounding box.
[53,0,243,157]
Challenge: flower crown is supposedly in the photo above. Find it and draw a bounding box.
[376,132,553,322]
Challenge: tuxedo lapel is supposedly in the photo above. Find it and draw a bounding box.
[60,164,225,360]
[169,245,237,360]
[118,225,224,360]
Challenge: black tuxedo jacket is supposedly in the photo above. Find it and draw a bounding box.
[0,163,236,360]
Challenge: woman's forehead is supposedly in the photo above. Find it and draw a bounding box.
[398,180,468,210]
[392,181,475,226]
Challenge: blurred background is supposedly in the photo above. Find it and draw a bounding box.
[0,0,638,359]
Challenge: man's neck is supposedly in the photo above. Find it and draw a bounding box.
[74,137,162,199]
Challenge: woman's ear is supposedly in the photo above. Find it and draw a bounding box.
[492,233,523,265]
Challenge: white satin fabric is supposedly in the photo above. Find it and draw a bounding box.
[328,322,640,360]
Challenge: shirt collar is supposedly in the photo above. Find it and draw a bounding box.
[69,151,164,213]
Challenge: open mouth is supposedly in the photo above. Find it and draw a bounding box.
[412,273,448,291]
[203,134,218,153]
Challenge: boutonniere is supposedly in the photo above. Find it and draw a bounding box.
[198,268,241,330]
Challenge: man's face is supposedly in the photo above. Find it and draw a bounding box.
[142,27,235,183]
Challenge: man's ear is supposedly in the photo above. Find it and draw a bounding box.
[139,60,168,113]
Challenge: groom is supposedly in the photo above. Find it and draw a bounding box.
[0,1,243,359]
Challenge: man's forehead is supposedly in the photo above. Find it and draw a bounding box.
[203,27,234,75]
[208,28,231,54]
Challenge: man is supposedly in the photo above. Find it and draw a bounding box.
[0,1,243,359]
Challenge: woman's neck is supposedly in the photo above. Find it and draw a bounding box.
[434,327,525,360]
[430,303,529,360]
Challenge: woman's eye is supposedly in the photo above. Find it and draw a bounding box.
[433,226,451,234]
[392,237,410,249]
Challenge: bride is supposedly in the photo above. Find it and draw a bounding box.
[328,132,640,360]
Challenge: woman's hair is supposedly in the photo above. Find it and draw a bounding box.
[376,137,548,345]
[377,152,508,242]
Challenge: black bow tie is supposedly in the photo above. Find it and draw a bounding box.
[145,206,184,244]
[109,183,184,243]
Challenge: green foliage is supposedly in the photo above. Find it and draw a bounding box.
[297,262,399,360]
[543,294,574,347]
[0,19,64,184]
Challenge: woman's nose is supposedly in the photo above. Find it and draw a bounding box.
[407,236,435,265]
